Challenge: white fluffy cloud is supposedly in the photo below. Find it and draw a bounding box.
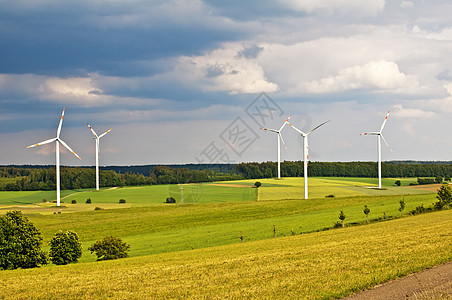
[175,43,279,94]
[280,0,385,16]
[391,104,435,119]
[299,61,420,93]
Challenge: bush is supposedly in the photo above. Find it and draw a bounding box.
[42,199,47,203]
[165,197,176,203]
[119,199,126,204]
[325,194,335,198]
[49,230,82,265]
[86,198,92,204]
[435,176,443,184]
[71,200,76,204]
[88,236,130,261]
[0,211,48,270]
[254,182,262,188]
[434,184,452,210]
[94,207,103,210]
[417,178,435,185]
[395,180,401,186]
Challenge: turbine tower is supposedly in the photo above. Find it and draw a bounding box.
[289,119,330,199]
[260,115,291,179]
[87,124,112,191]
[360,110,393,189]
[27,108,81,206]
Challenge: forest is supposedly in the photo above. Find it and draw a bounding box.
[1,161,452,191]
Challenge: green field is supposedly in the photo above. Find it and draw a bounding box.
[0,177,450,299]
[1,209,450,299]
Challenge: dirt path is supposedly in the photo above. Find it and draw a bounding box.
[342,262,452,299]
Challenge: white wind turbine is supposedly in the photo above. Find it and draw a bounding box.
[27,108,81,206]
[289,119,331,199]
[260,115,292,179]
[360,110,393,189]
[87,124,112,191]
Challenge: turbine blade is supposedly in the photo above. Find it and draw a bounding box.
[59,139,82,160]
[98,128,112,139]
[360,132,379,136]
[27,137,57,148]
[87,123,98,138]
[260,127,279,133]
[380,134,393,152]
[307,120,331,135]
[288,123,306,135]
[279,114,292,131]
[56,108,65,138]
[279,133,288,150]
[380,110,390,132]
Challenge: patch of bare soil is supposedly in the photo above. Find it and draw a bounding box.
[206,183,253,188]
[342,262,452,300]
[405,183,447,192]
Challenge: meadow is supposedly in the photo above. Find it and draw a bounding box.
[1,209,450,299]
[0,177,449,299]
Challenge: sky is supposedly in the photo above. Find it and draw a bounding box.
[1,0,452,166]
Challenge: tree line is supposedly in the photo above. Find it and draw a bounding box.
[2,161,452,191]
[0,166,242,191]
[233,161,452,179]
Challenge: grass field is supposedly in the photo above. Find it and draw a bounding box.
[1,209,450,299]
[0,177,449,299]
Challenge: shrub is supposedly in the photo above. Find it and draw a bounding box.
[435,176,443,184]
[0,211,48,270]
[399,199,405,212]
[94,207,103,210]
[445,175,451,182]
[325,194,335,198]
[339,210,346,228]
[119,199,126,204]
[254,182,262,188]
[71,200,76,204]
[42,199,47,203]
[363,205,370,224]
[434,184,452,210]
[165,197,176,203]
[86,198,92,204]
[88,236,130,261]
[395,180,401,186]
[49,230,82,265]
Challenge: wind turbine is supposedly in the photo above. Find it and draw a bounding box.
[360,110,393,189]
[289,119,331,199]
[87,124,112,191]
[260,115,291,179]
[27,108,81,206]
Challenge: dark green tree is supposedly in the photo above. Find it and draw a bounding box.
[363,205,370,224]
[435,176,443,184]
[399,199,406,213]
[0,211,47,270]
[339,210,346,228]
[49,230,82,265]
[254,181,262,188]
[88,236,130,261]
[395,180,401,186]
[434,184,452,210]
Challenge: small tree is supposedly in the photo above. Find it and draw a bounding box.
[395,180,401,186]
[0,211,47,270]
[363,205,370,224]
[49,230,82,265]
[88,236,130,261]
[434,184,452,210]
[435,176,443,184]
[339,210,346,228]
[254,181,262,188]
[445,175,451,182]
[399,199,406,213]
[86,198,92,204]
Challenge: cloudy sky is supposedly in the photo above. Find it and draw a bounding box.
[1,0,451,166]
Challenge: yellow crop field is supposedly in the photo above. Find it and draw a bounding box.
[1,209,451,299]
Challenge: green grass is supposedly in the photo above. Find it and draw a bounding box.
[1,209,450,299]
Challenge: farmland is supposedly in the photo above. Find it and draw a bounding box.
[0,177,450,299]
